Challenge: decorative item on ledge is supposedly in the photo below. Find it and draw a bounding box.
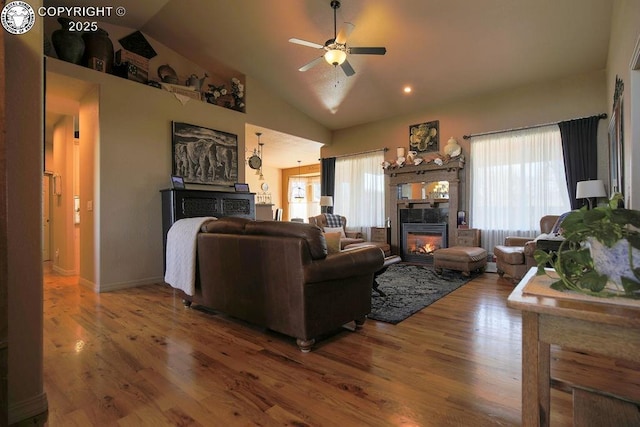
[382,153,464,171]
[51,17,84,65]
[204,77,245,112]
[82,26,114,73]
[444,137,462,157]
[534,193,640,299]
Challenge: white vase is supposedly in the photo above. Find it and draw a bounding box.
[588,238,640,292]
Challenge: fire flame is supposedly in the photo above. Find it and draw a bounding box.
[409,242,437,254]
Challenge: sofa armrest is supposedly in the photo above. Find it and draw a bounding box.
[505,236,531,247]
[305,246,384,283]
[345,230,363,239]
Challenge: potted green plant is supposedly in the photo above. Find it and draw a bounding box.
[535,193,640,298]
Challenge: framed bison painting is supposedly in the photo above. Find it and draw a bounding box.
[171,122,238,186]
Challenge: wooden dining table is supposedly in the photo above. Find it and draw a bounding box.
[507,267,640,426]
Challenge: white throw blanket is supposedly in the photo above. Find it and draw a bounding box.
[164,217,216,296]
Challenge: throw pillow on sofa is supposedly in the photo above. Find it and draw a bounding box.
[323,232,342,254]
[324,226,346,238]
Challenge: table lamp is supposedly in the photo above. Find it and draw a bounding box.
[576,180,606,209]
[320,196,333,214]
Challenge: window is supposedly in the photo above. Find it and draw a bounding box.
[470,125,571,252]
[334,151,385,235]
[288,175,320,220]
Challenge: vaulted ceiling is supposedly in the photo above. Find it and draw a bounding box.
[46,0,613,166]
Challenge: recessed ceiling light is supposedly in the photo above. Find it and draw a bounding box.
[403,86,412,94]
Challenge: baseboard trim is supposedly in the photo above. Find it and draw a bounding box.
[51,264,77,276]
[78,276,97,292]
[8,392,48,426]
[100,276,164,293]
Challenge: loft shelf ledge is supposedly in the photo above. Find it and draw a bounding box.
[45,56,246,113]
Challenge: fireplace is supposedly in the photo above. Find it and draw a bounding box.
[384,158,463,255]
[402,223,447,264]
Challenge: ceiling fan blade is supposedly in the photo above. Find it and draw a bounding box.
[348,47,387,55]
[289,38,324,49]
[299,56,325,72]
[335,22,355,44]
[340,59,355,77]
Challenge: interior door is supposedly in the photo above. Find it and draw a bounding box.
[42,174,51,261]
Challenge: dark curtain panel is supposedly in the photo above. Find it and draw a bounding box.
[558,116,601,209]
[320,157,336,214]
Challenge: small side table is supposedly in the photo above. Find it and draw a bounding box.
[508,268,640,426]
[457,228,481,247]
[370,227,390,244]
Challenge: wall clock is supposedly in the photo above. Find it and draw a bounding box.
[248,154,262,170]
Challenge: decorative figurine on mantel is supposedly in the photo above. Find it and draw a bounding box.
[444,137,462,157]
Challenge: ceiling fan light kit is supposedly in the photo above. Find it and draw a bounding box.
[325,48,346,66]
[289,0,386,76]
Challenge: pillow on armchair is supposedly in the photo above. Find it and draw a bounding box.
[308,213,365,249]
[550,212,571,236]
[324,226,346,238]
[324,213,344,228]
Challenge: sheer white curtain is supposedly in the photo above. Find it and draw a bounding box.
[470,125,571,253]
[334,151,385,237]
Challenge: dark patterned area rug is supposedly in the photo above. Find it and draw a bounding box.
[369,263,473,324]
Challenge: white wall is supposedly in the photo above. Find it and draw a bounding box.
[48,47,330,291]
[6,0,48,422]
[51,116,76,275]
[327,70,608,214]
[79,85,100,288]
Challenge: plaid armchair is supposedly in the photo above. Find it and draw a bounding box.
[308,214,365,249]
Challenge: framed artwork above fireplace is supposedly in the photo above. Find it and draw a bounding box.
[409,120,439,153]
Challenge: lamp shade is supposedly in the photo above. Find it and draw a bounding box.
[324,49,346,66]
[319,196,333,207]
[576,180,606,199]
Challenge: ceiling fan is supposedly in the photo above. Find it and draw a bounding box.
[289,0,386,76]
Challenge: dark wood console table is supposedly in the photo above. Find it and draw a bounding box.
[160,188,255,267]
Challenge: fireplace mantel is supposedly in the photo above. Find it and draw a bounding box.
[385,157,464,254]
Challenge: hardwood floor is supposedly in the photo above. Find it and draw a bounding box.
[42,267,640,426]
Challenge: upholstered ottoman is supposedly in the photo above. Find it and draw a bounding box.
[433,246,487,276]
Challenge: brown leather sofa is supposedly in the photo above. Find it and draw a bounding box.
[493,215,560,282]
[182,217,384,352]
[308,214,365,249]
